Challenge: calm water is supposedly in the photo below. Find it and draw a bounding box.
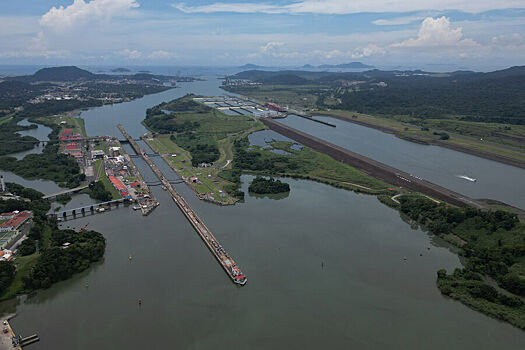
[7,175,525,349]
[1,78,524,348]
[10,119,52,160]
[0,118,62,196]
[280,115,525,209]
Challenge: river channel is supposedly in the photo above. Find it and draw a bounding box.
[280,115,525,209]
[1,77,525,349]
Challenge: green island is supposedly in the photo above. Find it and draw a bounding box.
[0,183,106,299]
[248,176,290,194]
[143,95,391,204]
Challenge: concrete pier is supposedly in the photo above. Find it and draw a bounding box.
[118,125,247,285]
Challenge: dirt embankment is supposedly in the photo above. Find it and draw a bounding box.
[262,117,485,208]
[315,112,525,169]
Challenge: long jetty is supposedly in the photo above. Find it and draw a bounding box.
[261,117,485,208]
[117,125,247,285]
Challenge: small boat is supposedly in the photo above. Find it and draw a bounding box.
[457,175,477,182]
[132,205,140,210]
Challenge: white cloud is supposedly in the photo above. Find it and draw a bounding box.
[392,17,478,48]
[117,48,142,59]
[40,0,139,31]
[492,33,525,47]
[172,1,525,15]
[351,44,386,58]
[373,16,428,26]
[173,2,281,14]
[148,50,177,59]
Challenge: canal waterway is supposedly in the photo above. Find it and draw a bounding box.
[1,76,525,348]
[280,115,525,209]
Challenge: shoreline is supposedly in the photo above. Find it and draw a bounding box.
[261,117,484,208]
[315,112,525,170]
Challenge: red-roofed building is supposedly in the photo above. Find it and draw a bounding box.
[65,143,79,150]
[62,128,73,136]
[108,176,126,192]
[130,181,141,187]
[69,134,82,141]
[0,211,32,232]
[71,152,83,158]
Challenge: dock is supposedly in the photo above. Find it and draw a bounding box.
[117,124,247,285]
[0,314,39,350]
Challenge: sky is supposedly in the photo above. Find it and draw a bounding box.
[1,0,525,70]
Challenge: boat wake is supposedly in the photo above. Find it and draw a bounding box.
[456,175,477,182]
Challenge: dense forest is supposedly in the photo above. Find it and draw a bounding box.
[144,95,208,133]
[85,181,113,202]
[248,176,290,194]
[0,151,84,188]
[170,133,220,166]
[397,195,525,328]
[23,229,106,290]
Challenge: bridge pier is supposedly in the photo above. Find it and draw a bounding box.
[81,208,85,214]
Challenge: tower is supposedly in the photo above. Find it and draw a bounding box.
[0,175,5,193]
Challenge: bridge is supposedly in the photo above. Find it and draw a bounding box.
[48,198,127,220]
[43,184,89,200]
[118,124,247,285]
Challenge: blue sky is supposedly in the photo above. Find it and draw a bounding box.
[1,1,524,69]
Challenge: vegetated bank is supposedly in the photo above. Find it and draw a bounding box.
[248,176,290,195]
[260,117,477,207]
[0,116,39,156]
[143,95,392,204]
[389,195,525,329]
[0,183,106,300]
[256,117,525,329]
[315,110,525,170]
[223,67,525,168]
[219,134,390,201]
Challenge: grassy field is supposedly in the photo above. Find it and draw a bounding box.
[96,160,122,200]
[147,135,238,204]
[245,140,390,193]
[0,116,13,126]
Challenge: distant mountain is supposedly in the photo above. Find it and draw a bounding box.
[13,66,96,82]
[301,64,314,68]
[4,66,180,83]
[239,64,266,69]
[318,62,374,69]
[111,68,131,73]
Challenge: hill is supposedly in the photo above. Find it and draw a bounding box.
[13,66,96,82]
[318,62,374,69]
[239,63,266,69]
